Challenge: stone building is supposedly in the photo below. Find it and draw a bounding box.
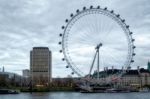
[92,68,150,88]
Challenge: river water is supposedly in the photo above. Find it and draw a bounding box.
[0,92,150,99]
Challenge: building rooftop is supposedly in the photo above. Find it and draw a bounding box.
[123,70,139,75]
[92,68,150,78]
[33,47,49,49]
[139,68,150,73]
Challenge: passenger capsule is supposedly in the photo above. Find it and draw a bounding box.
[132,39,135,42]
[90,5,93,9]
[110,10,114,13]
[70,13,73,17]
[66,66,69,68]
[62,58,65,61]
[122,19,125,22]
[126,25,129,28]
[116,14,120,17]
[133,53,136,56]
[130,32,133,35]
[76,9,79,13]
[58,42,62,45]
[83,7,86,10]
[65,19,68,23]
[62,26,65,29]
[104,7,107,10]
[97,6,100,9]
[59,50,62,53]
[133,46,136,49]
[59,33,62,37]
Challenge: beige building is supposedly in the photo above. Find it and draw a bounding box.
[93,68,150,88]
[108,69,150,88]
[30,47,52,85]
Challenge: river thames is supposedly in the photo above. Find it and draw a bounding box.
[0,92,150,99]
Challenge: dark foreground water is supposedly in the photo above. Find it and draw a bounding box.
[0,92,150,99]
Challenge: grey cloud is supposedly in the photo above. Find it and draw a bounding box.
[0,0,149,77]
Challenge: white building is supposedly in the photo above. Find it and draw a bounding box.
[93,68,150,88]
[22,69,30,78]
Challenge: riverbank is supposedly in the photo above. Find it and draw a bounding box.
[20,86,78,92]
[1,85,150,93]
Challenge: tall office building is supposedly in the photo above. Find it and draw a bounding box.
[30,47,52,85]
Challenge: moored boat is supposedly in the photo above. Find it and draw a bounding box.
[139,88,149,92]
[0,89,19,94]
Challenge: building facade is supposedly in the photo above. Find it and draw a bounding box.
[148,61,150,71]
[0,71,23,87]
[92,68,150,88]
[22,69,30,78]
[30,47,52,85]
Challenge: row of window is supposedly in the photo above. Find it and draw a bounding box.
[32,70,48,72]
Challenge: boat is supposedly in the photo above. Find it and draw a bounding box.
[139,88,149,92]
[0,89,19,94]
[80,85,132,93]
[105,88,130,93]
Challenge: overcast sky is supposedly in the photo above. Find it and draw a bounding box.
[0,0,149,77]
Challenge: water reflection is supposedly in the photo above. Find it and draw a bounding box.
[0,92,150,99]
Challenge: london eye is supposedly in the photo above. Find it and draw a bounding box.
[59,6,136,80]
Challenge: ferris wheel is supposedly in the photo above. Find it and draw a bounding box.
[59,6,136,78]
